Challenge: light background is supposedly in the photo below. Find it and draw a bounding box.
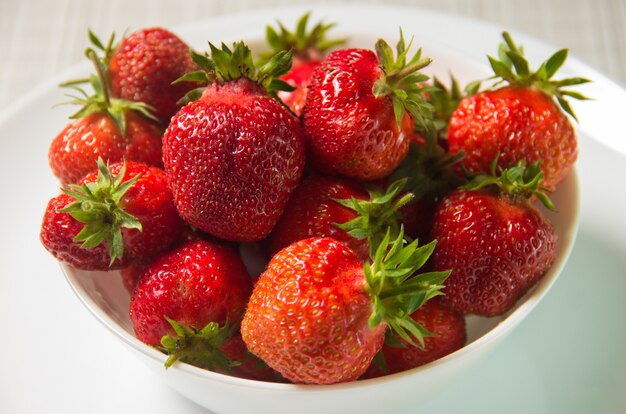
[0,0,625,111]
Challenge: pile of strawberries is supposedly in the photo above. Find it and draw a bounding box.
[40,14,588,385]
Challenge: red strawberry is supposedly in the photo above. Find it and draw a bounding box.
[364,299,466,377]
[302,33,434,180]
[278,60,319,115]
[241,231,450,384]
[431,162,558,316]
[108,28,198,124]
[49,38,162,184]
[447,32,590,191]
[263,12,346,115]
[269,175,413,262]
[163,42,305,242]
[129,239,270,378]
[40,159,184,270]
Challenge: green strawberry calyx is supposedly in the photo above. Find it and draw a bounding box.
[463,157,556,211]
[487,31,591,121]
[58,31,158,135]
[425,74,481,139]
[60,158,142,266]
[160,317,239,372]
[333,178,414,259]
[176,41,294,104]
[261,11,347,61]
[391,140,465,204]
[365,227,450,347]
[372,30,436,138]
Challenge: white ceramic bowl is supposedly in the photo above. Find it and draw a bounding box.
[60,8,581,414]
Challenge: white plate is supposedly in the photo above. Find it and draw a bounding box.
[1,4,625,414]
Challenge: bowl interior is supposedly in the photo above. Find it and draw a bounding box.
[61,28,581,394]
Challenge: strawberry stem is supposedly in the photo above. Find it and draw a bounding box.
[86,48,110,107]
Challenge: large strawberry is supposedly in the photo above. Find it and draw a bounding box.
[107,28,199,125]
[49,38,162,184]
[263,12,346,115]
[163,42,305,242]
[269,175,413,262]
[40,159,184,270]
[241,231,450,384]
[431,161,557,316]
[447,32,590,191]
[364,299,466,378]
[129,238,272,379]
[302,33,434,181]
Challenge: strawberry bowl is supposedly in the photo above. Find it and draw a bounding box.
[60,6,581,414]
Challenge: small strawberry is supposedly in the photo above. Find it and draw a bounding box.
[107,28,199,124]
[269,175,413,262]
[40,159,184,270]
[129,239,272,378]
[163,42,305,242]
[364,299,466,377]
[262,12,346,115]
[447,32,590,190]
[241,231,450,384]
[302,32,434,180]
[431,161,557,316]
[49,37,162,184]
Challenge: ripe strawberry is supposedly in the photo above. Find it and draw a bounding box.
[129,239,274,378]
[40,159,184,270]
[108,28,198,124]
[263,12,346,115]
[447,32,590,191]
[49,38,162,184]
[302,33,434,180]
[241,231,450,384]
[431,161,558,316]
[364,299,466,377]
[163,42,305,242]
[269,175,413,262]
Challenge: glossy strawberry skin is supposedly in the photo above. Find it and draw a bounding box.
[364,299,466,378]
[447,87,577,191]
[269,174,370,262]
[302,48,413,181]
[48,112,163,184]
[108,28,198,125]
[277,58,320,115]
[129,239,252,347]
[40,162,184,270]
[163,79,305,242]
[241,237,385,384]
[431,189,557,316]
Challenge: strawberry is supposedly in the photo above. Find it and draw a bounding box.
[364,299,466,377]
[269,175,412,262]
[107,28,199,125]
[241,231,450,384]
[129,238,269,378]
[263,12,346,115]
[40,159,184,270]
[302,33,434,181]
[163,42,305,242]
[431,161,558,316]
[49,38,162,184]
[447,32,590,191]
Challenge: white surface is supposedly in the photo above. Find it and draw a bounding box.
[1,4,625,414]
